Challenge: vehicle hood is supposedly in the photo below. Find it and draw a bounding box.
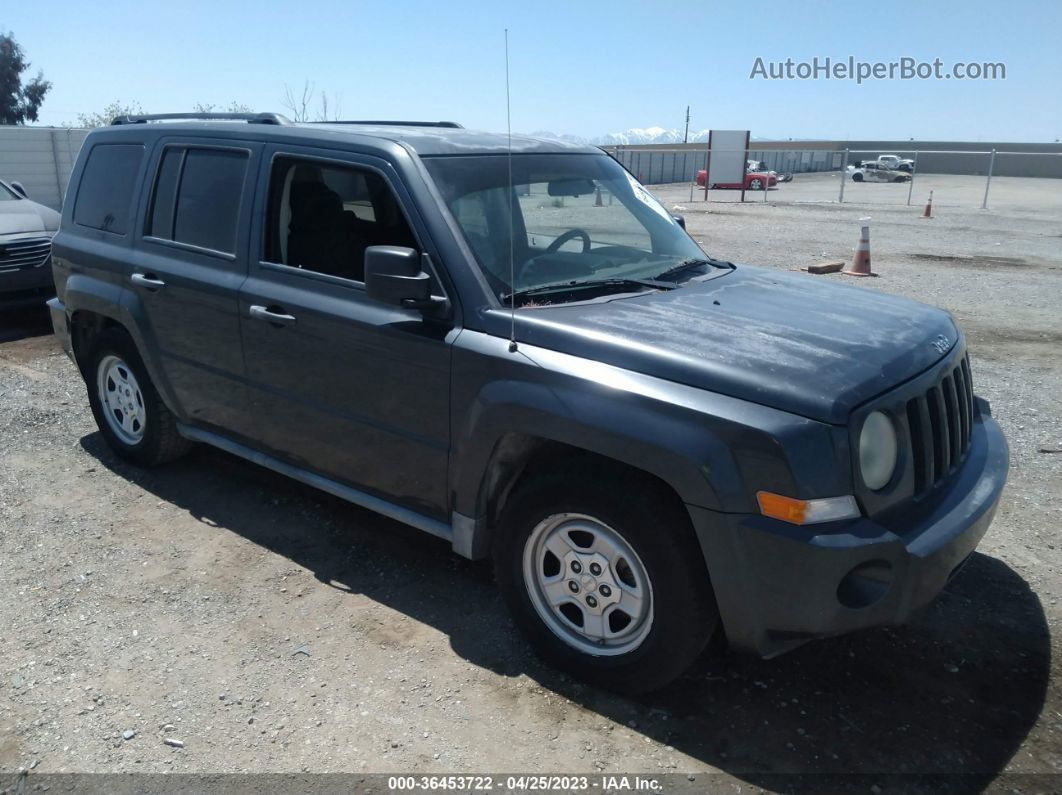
[0,198,59,237]
[504,266,959,424]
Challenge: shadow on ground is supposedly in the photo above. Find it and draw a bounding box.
[82,434,1050,792]
[0,306,52,344]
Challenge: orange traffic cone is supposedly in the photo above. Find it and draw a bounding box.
[595,186,603,207]
[921,190,933,218]
[843,225,877,277]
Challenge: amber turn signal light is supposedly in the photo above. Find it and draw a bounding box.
[756,491,860,525]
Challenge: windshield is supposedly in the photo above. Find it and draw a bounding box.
[424,154,715,302]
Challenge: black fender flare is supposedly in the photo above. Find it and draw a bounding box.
[448,377,760,560]
[64,275,183,419]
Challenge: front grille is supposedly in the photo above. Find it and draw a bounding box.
[0,237,52,273]
[904,354,974,496]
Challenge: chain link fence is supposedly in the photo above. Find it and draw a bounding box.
[603,146,1062,209]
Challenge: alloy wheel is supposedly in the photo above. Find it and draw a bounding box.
[522,513,654,656]
[97,355,147,445]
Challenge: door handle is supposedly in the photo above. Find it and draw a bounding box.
[131,272,166,290]
[249,304,297,326]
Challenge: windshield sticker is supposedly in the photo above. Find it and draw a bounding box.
[624,172,672,221]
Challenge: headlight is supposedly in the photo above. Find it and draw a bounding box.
[859,411,898,490]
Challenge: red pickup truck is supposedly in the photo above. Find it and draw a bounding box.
[696,168,778,190]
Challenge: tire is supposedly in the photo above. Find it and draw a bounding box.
[852,172,864,182]
[493,463,719,693]
[84,328,192,466]
[749,178,764,190]
[893,176,907,183]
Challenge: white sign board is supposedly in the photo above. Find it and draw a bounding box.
[705,130,750,196]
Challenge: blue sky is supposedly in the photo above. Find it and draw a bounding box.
[6,0,1061,141]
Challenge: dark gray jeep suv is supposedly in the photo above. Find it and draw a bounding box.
[48,113,1009,692]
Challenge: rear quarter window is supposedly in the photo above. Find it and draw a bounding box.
[72,143,146,235]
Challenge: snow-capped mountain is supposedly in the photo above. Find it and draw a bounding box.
[592,126,711,145]
[528,130,590,145]
[526,126,713,145]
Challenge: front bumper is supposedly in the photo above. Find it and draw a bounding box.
[47,297,74,362]
[0,261,55,309]
[689,410,1009,657]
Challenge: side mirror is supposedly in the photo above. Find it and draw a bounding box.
[364,246,443,312]
[671,213,686,230]
[9,181,27,198]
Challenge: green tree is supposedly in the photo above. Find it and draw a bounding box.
[193,101,254,114]
[75,100,145,128]
[73,101,254,128]
[0,31,52,124]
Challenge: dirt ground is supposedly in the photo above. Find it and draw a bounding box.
[1,177,1060,792]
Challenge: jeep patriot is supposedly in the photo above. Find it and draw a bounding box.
[48,113,1009,692]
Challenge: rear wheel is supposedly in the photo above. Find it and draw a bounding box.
[85,328,192,466]
[852,172,864,182]
[494,464,718,693]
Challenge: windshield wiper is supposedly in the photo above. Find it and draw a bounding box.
[502,277,678,304]
[654,256,735,280]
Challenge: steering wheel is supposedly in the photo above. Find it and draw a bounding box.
[545,228,591,254]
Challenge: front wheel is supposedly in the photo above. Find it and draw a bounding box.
[852,172,864,182]
[493,464,718,693]
[749,178,764,190]
[85,328,192,466]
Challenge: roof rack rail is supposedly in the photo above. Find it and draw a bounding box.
[111,112,292,126]
[311,120,463,129]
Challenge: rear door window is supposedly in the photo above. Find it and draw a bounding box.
[147,146,249,255]
[147,148,182,238]
[73,143,146,235]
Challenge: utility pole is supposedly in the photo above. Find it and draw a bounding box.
[683,105,690,144]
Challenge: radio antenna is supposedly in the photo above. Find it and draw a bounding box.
[505,28,517,353]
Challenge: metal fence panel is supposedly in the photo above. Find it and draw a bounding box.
[0,126,89,210]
